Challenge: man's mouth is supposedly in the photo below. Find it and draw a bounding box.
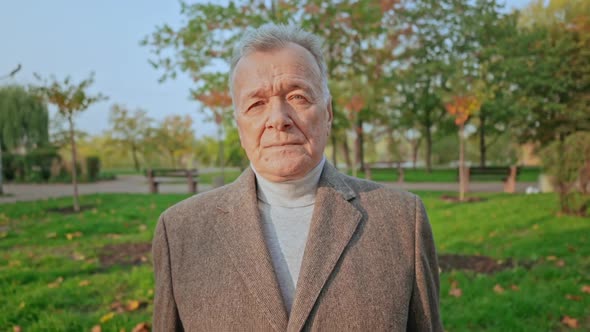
[265,142,302,148]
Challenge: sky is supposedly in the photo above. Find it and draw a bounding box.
[0,0,532,138]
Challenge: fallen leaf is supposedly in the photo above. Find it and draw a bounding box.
[449,288,462,297]
[561,315,579,329]
[546,255,557,261]
[555,259,566,267]
[13,326,21,332]
[110,301,124,313]
[91,325,102,332]
[18,301,25,309]
[9,260,21,267]
[99,312,115,323]
[126,300,140,311]
[66,232,82,240]
[581,285,590,294]
[532,224,539,230]
[493,284,505,294]
[139,224,147,231]
[510,285,520,291]
[72,252,86,261]
[0,231,7,238]
[565,294,582,301]
[46,232,57,239]
[132,322,150,332]
[567,245,576,253]
[79,280,90,287]
[48,277,64,288]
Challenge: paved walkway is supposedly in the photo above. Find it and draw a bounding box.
[0,175,537,204]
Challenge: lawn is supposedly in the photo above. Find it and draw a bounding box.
[0,191,588,331]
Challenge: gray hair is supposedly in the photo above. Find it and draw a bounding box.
[229,23,330,103]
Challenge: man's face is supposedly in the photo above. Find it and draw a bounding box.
[232,43,332,182]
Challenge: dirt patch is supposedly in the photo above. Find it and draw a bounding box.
[46,205,96,215]
[438,254,531,274]
[440,195,486,203]
[99,242,151,268]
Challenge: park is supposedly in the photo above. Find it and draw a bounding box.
[1,0,589,331]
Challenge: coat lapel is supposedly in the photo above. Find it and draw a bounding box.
[288,163,362,332]
[213,168,288,331]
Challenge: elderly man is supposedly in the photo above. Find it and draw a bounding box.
[153,23,442,331]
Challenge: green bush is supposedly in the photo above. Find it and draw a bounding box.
[25,147,60,181]
[1,153,25,181]
[86,156,101,181]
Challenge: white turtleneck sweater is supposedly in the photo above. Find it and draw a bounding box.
[251,158,325,313]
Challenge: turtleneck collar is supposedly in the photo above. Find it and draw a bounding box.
[251,157,326,208]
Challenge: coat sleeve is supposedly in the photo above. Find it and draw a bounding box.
[407,196,443,332]
[152,215,184,331]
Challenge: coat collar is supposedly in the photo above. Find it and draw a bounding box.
[214,163,362,331]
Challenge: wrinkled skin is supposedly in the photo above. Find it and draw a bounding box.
[232,43,332,182]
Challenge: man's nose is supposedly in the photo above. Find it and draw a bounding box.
[266,99,293,131]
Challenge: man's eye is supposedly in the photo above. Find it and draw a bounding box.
[290,95,307,101]
[248,101,264,110]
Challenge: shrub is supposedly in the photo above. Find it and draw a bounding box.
[86,156,101,181]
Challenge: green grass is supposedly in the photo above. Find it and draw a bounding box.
[0,191,588,331]
[354,166,541,182]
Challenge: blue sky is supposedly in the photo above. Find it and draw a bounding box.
[0,0,531,138]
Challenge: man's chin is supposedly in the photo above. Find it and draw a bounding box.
[256,159,314,182]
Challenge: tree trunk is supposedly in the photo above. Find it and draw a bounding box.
[0,138,4,195]
[425,127,432,173]
[331,134,337,169]
[68,115,80,212]
[359,119,365,171]
[354,119,364,176]
[557,134,569,214]
[131,145,140,171]
[218,123,225,185]
[459,125,466,202]
[342,138,352,172]
[479,113,487,167]
[411,139,420,170]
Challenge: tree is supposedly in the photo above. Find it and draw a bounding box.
[445,95,481,201]
[107,104,153,171]
[0,85,49,194]
[32,73,106,212]
[143,1,409,175]
[502,0,590,215]
[151,115,195,168]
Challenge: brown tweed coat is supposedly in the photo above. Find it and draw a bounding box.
[152,162,442,331]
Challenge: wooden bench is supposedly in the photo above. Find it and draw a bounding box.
[457,166,520,193]
[145,168,199,194]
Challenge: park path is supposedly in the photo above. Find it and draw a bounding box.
[0,175,537,204]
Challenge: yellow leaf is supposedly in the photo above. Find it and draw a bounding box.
[46,232,57,238]
[581,285,590,294]
[18,301,25,309]
[546,255,557,261]
[91,325,102,332]
[13,326,21,332]
[79,280,90,287]
[99,312,115,323]
[126,300,140,311]
[510,285,520,291]
[48,277,64,288]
